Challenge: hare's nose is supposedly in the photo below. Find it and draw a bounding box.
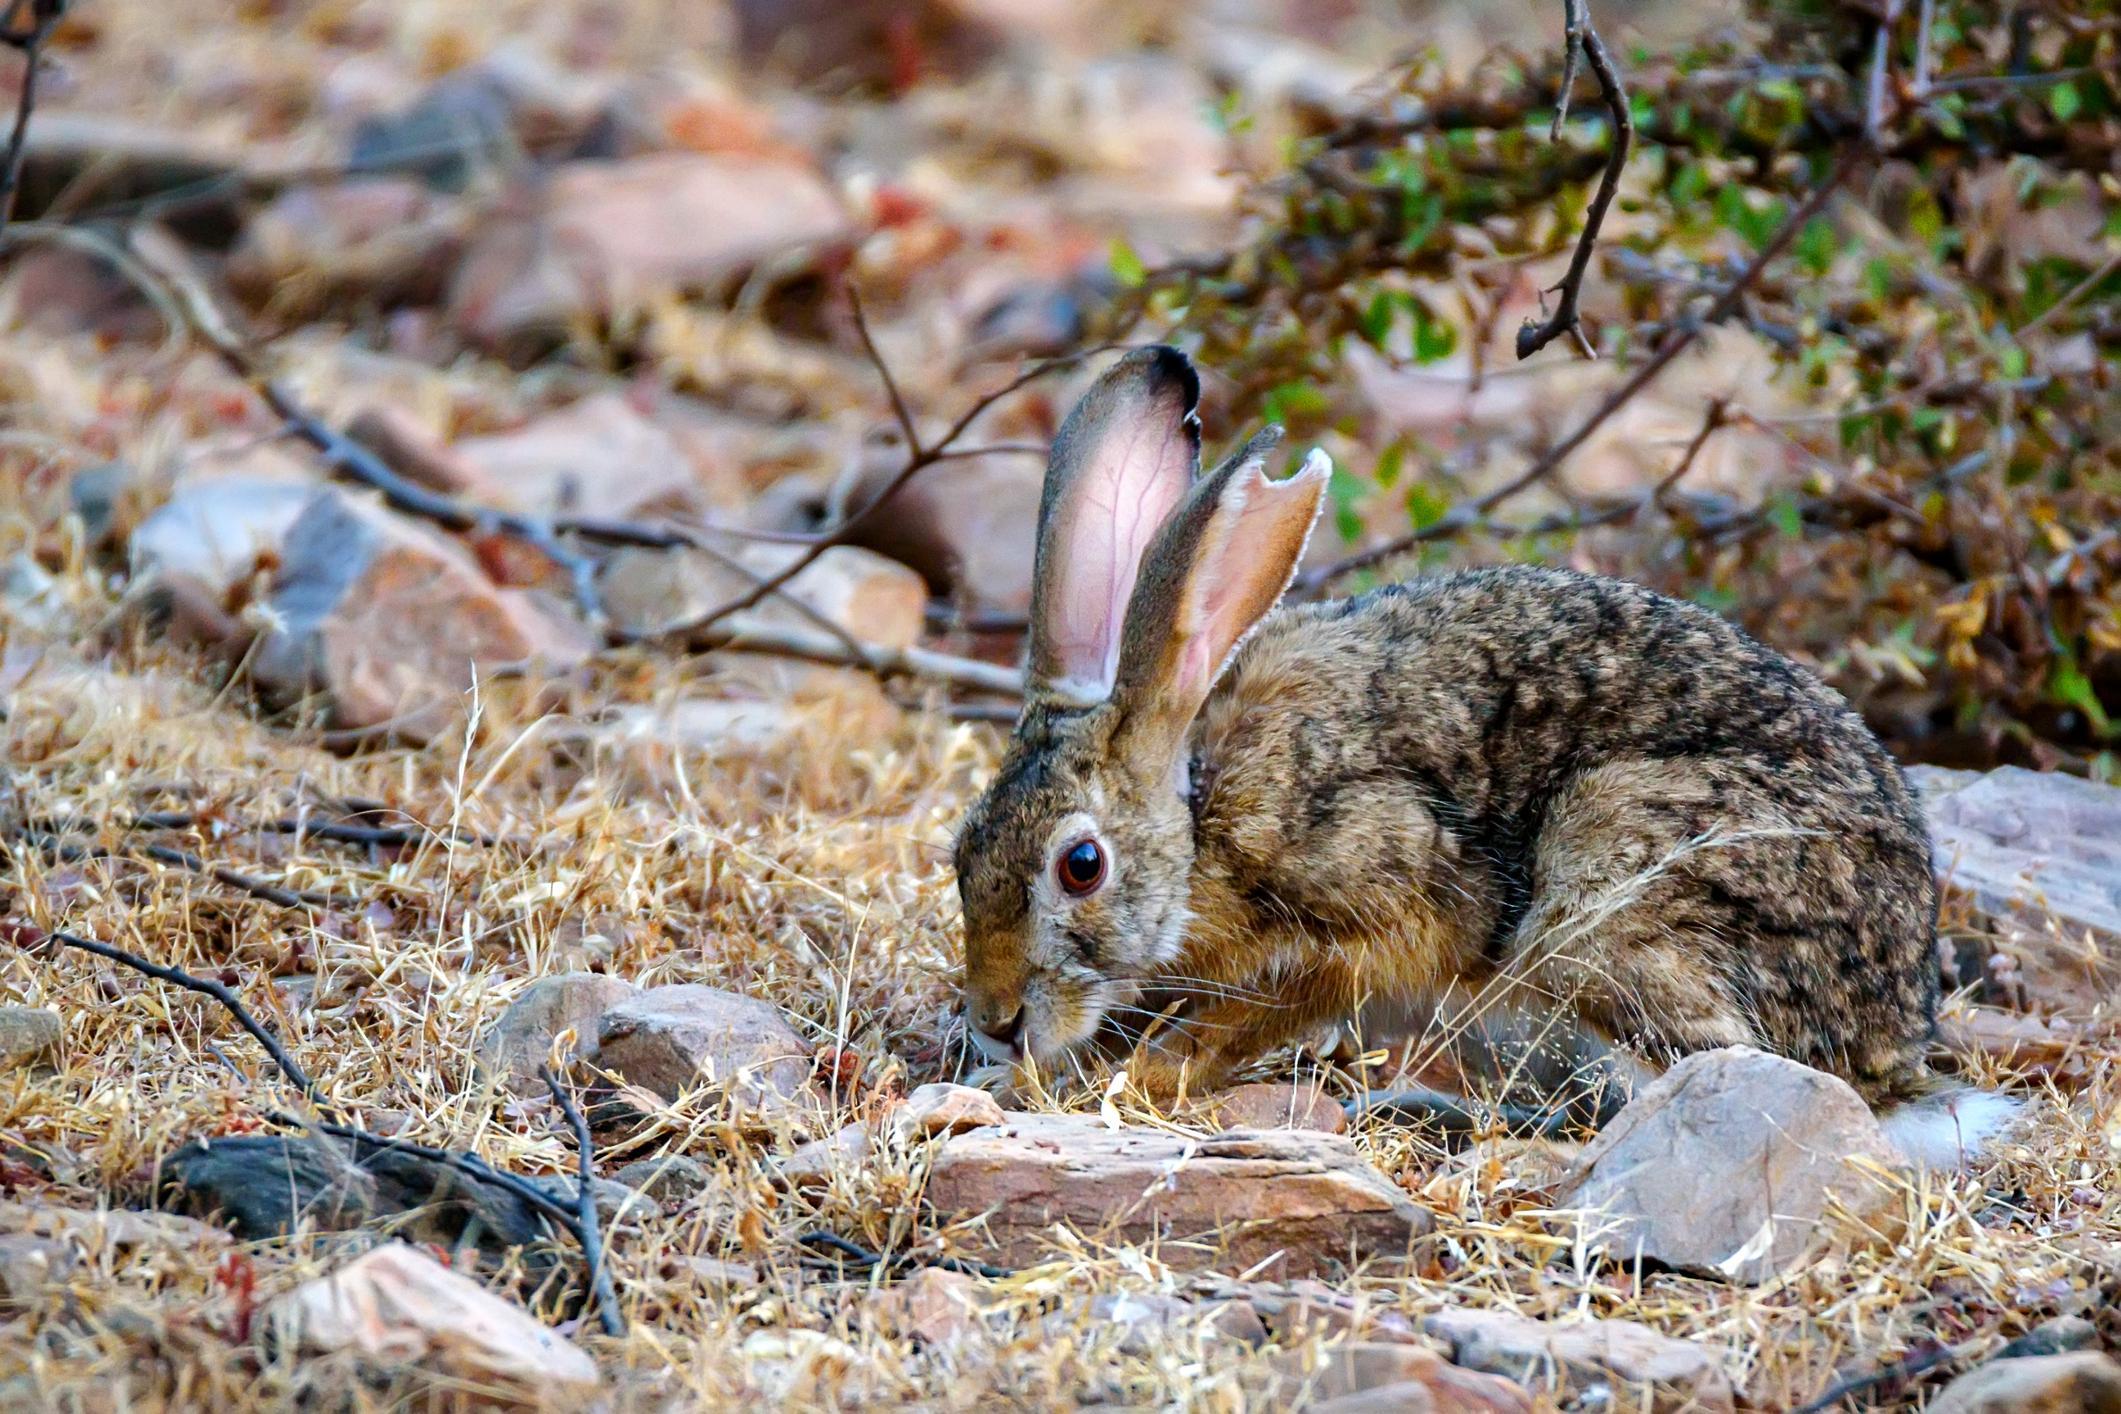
[974,1003,1026,1054]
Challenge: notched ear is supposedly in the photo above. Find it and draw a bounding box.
[1025,346,1201,708]
[1111,432,1331,764]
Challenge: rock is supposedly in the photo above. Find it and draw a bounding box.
[1424,1309,1736,1413]
[866,1267,984,1346]
[598,540,929,652]
[731,0,1007,89]
[591,984,812,1113]
[1554,1047,1901,1284]
[129,476,318,598]
[1203,1081,1347,1136]
[476,972,642,1098]
[890,1083,1008,1143]
[1,240,169,343]
[248,489,593,737]
[156,1135,553,1251]
[68,460,136,548]
[0,1007,61,1070]
[774,1122,875,1191]
[613,1154,714,1208]
[263,1241,601,1399]
[1911,766,2121,1016]
[829,441,1041,616]
[922,1115,1432,1277]
[0,1235,77,1312]
[159,1134,380,1237]
[228,178,466,315]
[1269,1342,1534,1413]
[448,153,850,356]
[578,698,826,777]
[453,392,704,521]
[1929,1352,2121,1414]
[1999,1317,2103,1361]
[1063,1290,1268,1355]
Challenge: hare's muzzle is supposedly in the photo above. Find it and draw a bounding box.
[966,993,1027,1061]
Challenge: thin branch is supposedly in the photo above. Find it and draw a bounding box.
[541,1064,624,1338]
[1517,0,1633,361]
[847,287,923,459]
[14,830,359,911]
[44,927,323,1101]
[1300,143,1867,593]
[0,0,60,230]
[671,336,1124,641]
[636,612,1024,698]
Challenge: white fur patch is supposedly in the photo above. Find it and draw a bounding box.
[1880,1088,2026,1169]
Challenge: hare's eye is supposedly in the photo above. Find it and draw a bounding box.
[1056,838,1106,897]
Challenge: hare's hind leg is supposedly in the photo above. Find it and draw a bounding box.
[1485,758,1783,1079]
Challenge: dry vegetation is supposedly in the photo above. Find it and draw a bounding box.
[2,0,2119,1409]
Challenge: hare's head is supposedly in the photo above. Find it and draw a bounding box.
[954,346,1328,1068]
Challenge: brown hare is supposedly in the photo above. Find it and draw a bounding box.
[953,345,2017,1166]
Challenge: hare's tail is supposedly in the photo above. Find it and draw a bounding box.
[1877,1077,2024,1169]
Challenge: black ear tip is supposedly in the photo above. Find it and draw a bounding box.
[1131,344,1200,413]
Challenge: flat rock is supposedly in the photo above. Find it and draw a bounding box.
[0,1199,229,1253]
[1202,1080,1347,1135]
[1055,1290,1268,1356]
[890,1083,1008,1143]
[1912,766,2121,1016]
[774,1122,875,1192]
[922,1115,1432,1278]
[866,1267,986,1346]
[263,1241,601,1399]
[1928,1352,2121,1414]
[613,1154,714,1208]
[0,1007,61,1070]
[453,392,704,522]
[1554,1047,1900,1284]
[1270,1341,1534,1412]
[1424,1309,1736,1413]
[475,972,642,1097]
[248,489,593,737]
[448,153,850,355]
[592,984,812,1113]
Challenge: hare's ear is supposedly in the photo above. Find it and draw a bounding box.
[1111,430,1329,766]
[1025,346,1201,707]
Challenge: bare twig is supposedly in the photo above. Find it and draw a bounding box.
[672,335,1123,640]
[1300,144,1867,593]
[847,287,923,458]
[43,927,323,1101]
[1791,1340,1964,1413]
[541,1064,624,1338]
[1517,0,1633,361]
[125,232,611,628]
[14,830,358,911]
[0,0,60,230]
[643,612,1024,698]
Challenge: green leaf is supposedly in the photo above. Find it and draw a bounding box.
[1375,441,1406,490]
[1410,300,1458,364]
[1767,495,1805,538]
[1405,482,1449,530]
[1328,466,1367,544]
[1360,291,1397,347]
[1999,344,2028,380]
[1795,217,1838,276]
[2049,658,2113,736]
[2049,79,2083,122]
[1109,239,1146,289]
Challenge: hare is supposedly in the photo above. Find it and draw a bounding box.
[953,346,2016,1164]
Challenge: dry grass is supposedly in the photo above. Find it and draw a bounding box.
[4,580,2119,1410]
[3,0,2119,1408]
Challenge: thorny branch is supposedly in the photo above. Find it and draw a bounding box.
[1296,143,1869,593]
[19,924,628,1338]
[1516,0,1633,361]
[14,829,359,911]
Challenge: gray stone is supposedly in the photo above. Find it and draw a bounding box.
[592,984,811,1113]
[1554,1047,1900,1284]
[1424,1308,1736,1413]
[475,972,641,1097]
[0,1007,61,1070]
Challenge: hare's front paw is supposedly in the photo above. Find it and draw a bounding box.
[961,1061,1022,1099]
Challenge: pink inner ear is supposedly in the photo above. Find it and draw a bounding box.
[1042,417,1194,698]
[1174,451,1331,703]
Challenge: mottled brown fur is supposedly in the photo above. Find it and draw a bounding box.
[956,353,1940,1112]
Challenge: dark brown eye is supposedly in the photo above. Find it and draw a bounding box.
[1056,838,1106,897]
